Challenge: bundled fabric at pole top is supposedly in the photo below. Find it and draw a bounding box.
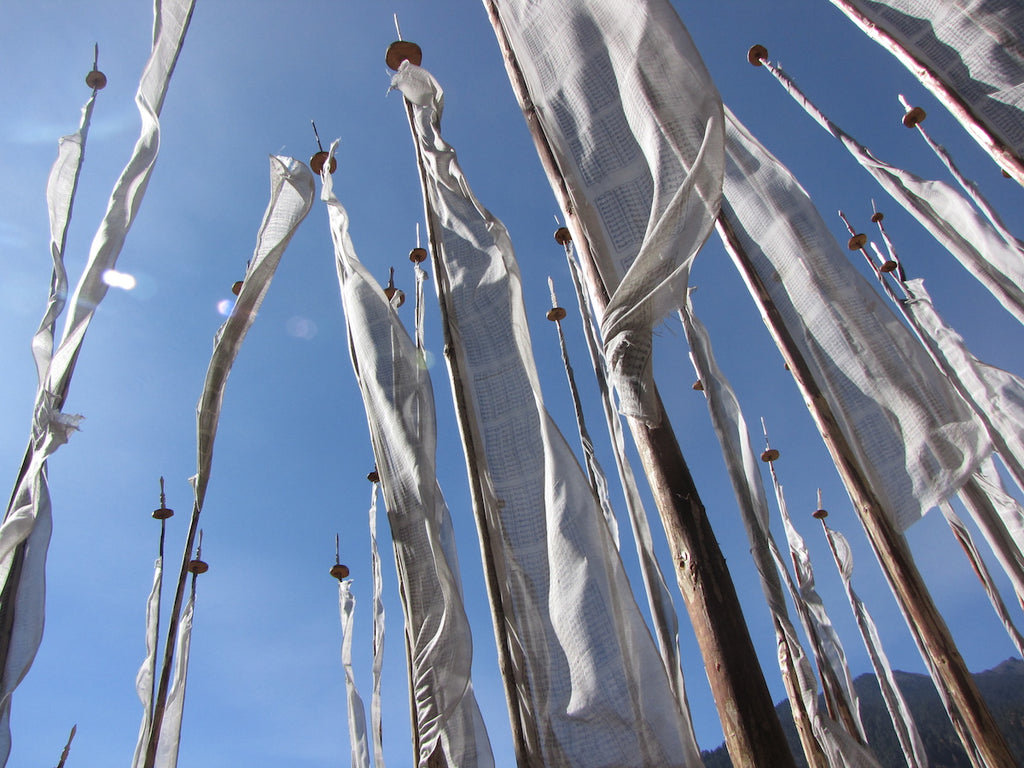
[489,0,724,422]
[393,61,697,766]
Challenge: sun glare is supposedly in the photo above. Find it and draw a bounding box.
[101,269,137,290]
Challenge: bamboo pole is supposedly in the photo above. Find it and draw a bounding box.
[480,6,796,766]
[390,43,535,768]
[828,0,1024,187]
[716,211,1017,768]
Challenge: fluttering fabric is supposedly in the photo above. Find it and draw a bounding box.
[153,583,195,768]
[339,580,371,768]
[763,59,1024,328]
[131,557,164,768]
[368,484,386,768]
[0,3,195,762]
[564,246,701,763]
[822,522,929,768]
[323,159,493,767]
[488,0,724,422]
[394,62,695,766]
[718,109,989,532]
[827,0,1024,170]
[682,295,880,768]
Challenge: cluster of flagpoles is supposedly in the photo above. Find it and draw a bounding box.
[4,0,1024,766]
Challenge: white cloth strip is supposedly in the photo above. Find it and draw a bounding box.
[719,108,990,532]
[339,581,371,768]
[153,583,195,768]
[823,523,930,768]
[395,61,695,765]
[369,483,386,768]
[763,59,1024,328]
[323,156,493,767]
[131,557,164,768]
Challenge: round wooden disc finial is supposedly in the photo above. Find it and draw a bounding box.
[386,40,423,71]
[1002,169,1012,178]
[760,448,780,463]
[152,506,174,520]
[812,508,829,520]
[409,247,428,263]
[85,69,107,90]
[902,106,927,128]
[187,558,209,575]
[310,151,337,175]
[847,233,868,250]
[748,44,768,66]
[330,563,350,580]
[871,212,884,223]
[546,307,567,321]
[880,260,899,273]
[367,469,380,483]
[231,280,244,296]
[692,379,704,391]
[554,227,572,246]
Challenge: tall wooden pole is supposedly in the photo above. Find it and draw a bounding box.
[387,41,536,768]
[716,212,1017,768]
[828,0,1024,187]
[481,6,797,766]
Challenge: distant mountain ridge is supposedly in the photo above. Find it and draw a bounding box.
[700,658,1024,767]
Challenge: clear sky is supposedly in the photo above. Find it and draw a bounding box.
[1,1,1023,766]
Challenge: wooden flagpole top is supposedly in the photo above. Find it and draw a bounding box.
[152,476,174,519]
[748,44,768,66]
[902,105,927,128]
[386,40,423,71]
[553,226,572,245]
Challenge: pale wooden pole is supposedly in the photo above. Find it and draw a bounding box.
[716,211,1017,768]
[828,0,1024,186]
[480,5,798,766]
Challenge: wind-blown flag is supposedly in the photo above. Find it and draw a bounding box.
[762,59,1024,328]
[827,0,1024,182]
[0,2,195,762]
[131,557,164,768]
[394,61,696,766]
[718,109,989,532]
[486,0,724,422]
[152,581,196,768]
[323,157,493,768]
[339,580,371,768]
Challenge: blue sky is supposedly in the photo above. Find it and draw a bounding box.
[2,1,1023,766]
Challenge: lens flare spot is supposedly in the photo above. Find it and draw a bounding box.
[102,269,137,290]
[286,316,317,340]
[217,298,234,316]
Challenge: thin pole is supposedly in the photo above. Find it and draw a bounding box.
[55,724,76,768]
[716,211,1017,768]
[828,0,1024,186]
[395,67,534,767]
[480,5,796,766]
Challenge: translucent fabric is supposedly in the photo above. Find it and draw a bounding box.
[394,62,696,766]
[323,160,493,768]
[131,558,164,768]
[0,3,196,762]
[829,0,1024,160]
[488,0,724,422]
[719,109,989,531]
[764,60,1024,328]
[339,580,371,768]
[153,585,195,768]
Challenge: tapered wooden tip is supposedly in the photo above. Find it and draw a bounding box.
[187,559,209,574]
[847,233,868,250]
[86,69,107,90]
[330,563,350,580]
[546,307,566,321]
[231,280,244,296]
[152,506,174,520]
[367,469,380,483]
[386,40,422,71]
[409,247,428,263]
[813,508,829,520]
[310,151,337,175]
[692,379,704,391]
[554,227,572,245]
[871,212,884,223]
[902,106,927,128]
[748,44,768,66]
[761,448,780,463]
[880,260,899,273]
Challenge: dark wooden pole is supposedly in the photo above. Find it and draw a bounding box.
[480,6,797,766]
[717,212,1017,768]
